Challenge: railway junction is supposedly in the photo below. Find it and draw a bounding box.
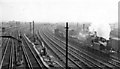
[0,22,120,69]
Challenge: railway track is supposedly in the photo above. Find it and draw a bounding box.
[0,33,13,69]
[2,33,10,58]
[20,32,47,69]
[6,25,48,69]
[39,28,103,68]
[9,39,14,69]
[36,31,66,68]
[46,27,120,68]
[37,25,120,69]
[45,25,120,68]
[1,29,14,54]
[13,31,19,69]
[35,25,67,68]
[1,26,44,69]
[38,28,93,68]
[1,24,50,69]
[0,27,16,68]
[0,29,20,69]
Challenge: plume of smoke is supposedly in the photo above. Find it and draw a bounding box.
[89,22,111,40]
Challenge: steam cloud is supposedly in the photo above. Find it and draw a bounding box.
[89,22,111,40]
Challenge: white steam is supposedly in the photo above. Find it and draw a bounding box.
[89,22,111,40]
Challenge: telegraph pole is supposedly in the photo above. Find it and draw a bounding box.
[65,22,69,69]
[30,22,31,32]
[33,21,35,42]
[77,22,78,27]
[83,24,85,31]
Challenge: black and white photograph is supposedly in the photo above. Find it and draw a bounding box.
[0,0,119,69]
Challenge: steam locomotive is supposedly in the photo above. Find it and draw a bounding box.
[54,28,119,54]
[88,31,119,54]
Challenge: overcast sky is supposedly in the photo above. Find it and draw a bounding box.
[0,0,119,23]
